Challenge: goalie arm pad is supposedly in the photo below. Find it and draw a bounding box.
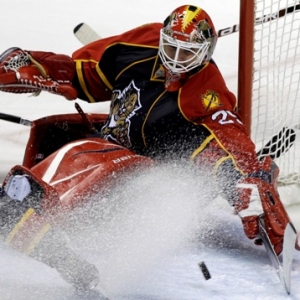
[28,51,75,82]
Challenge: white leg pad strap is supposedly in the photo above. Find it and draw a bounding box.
[4,175,31,202]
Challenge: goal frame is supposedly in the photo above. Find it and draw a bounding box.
[237,0,255,135]
[237,0,300,185]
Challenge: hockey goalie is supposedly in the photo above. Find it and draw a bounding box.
[0,4,298,291]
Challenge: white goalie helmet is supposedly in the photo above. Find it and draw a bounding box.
[159,5,218,74]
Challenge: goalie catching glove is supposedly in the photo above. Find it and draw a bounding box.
[0,47,77,100]
[234,156,290,255]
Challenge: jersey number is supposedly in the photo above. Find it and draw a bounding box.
[212,110,243,125]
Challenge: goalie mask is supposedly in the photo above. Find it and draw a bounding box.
[159,5,217,74]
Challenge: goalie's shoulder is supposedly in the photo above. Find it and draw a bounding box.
[137,22,163,32]
[119,22,162,47]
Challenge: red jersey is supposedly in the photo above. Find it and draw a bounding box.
[72,23,261,177]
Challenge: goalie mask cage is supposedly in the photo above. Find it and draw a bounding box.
[238,0,300,184]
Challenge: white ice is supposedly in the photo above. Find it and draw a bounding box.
[1,1,300,299]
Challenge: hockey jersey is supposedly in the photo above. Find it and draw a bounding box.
[72,22,261,178]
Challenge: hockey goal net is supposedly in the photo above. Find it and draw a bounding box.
[238,0,300,185]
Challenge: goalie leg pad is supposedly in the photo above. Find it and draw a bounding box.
[0,165,61,243]
[0,166,99,290]
[2,165,60,212]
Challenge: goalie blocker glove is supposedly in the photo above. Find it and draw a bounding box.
[0,47,77,100]
[234,156,291,255]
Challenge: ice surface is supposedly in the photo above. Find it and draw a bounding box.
[1,1,300,299]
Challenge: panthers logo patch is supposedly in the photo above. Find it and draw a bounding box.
[101,80,141,147]
[201,90,222,111]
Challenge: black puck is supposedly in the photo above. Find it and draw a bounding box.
[199,261,211,280]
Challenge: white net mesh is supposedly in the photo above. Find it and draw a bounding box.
[252,0,300,184]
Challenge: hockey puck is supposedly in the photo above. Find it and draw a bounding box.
[199,261,211,280]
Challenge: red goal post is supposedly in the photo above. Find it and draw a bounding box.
[238,0,255,134]
[237,0,300,184]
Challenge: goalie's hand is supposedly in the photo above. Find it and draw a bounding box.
[234,156,290,255]
[0,47,77,100]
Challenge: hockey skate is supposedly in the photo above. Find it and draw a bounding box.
[30,228,100,291]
